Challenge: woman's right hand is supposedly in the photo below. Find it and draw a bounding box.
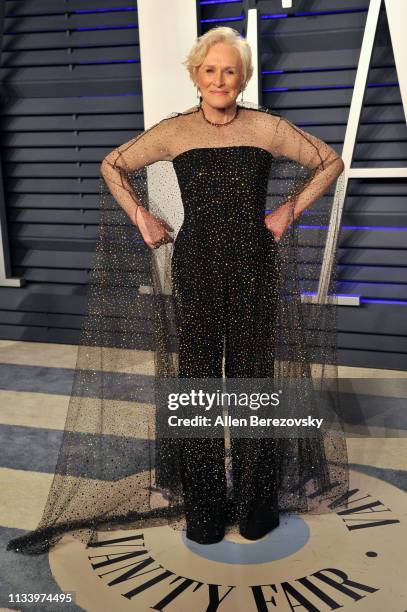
[132,206,174,249]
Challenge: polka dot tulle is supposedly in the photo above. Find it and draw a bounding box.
[7,101,349,554]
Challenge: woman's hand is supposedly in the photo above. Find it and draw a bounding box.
[132,206,174,249]
[264,202,295,243]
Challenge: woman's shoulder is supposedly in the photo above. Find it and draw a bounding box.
[240,103,281,124]
[179,104,200,115]
[151,106,199,132]
[143,108,193,138]
[160,105,200,121]
[237,104,282,142]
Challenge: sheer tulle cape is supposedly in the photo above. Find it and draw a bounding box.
[7,101,349,555]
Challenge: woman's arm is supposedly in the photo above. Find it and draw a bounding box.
[100,118,175,248]
[274,116,344,220]
[100,118,172,225]
[265,117,344,240]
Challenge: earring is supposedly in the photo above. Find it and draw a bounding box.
[196,86,200,100]
[240,88,245,102]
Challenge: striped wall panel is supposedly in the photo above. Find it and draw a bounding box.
[203,0,407,370]
[0,1,149,345]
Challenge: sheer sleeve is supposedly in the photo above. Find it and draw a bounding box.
[270,116,345,219]
[100,117,174,224]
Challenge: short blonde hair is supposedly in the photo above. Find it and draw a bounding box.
[183,26,253,91]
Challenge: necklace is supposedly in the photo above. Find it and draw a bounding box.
[199,101,239,127]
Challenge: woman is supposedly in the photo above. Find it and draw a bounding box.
[7,27,348,554]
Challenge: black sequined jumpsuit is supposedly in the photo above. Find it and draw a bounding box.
[172,145,280,542]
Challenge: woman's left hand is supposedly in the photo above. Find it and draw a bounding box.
[264,203,294,243]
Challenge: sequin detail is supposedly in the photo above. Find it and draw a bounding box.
[6,101,348,554]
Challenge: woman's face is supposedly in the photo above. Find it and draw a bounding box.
[195,42,244,109]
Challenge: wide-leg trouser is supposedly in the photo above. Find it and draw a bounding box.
[172,242,280,541]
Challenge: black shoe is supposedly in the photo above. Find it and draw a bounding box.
[185,526,225,545]
[239,499,280,541]
[239,515,279,540]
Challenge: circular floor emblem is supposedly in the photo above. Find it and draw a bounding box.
[50,470,407,611]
